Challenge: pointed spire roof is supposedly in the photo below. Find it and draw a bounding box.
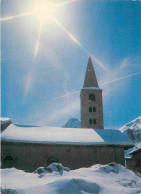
[83,57,99,88]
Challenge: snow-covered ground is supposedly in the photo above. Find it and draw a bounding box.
[1,163,141,194]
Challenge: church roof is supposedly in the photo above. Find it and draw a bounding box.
[1,124,133,148]
[83,57,99,88]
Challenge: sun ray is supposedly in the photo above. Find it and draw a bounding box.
[0,12,32,21]
[57,0,83,7]
[53,71,141,100]
[24,21,44,96]
[34,21,44,57]
[54,18,108,72]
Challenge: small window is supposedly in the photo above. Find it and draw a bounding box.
[47,156,59,164]
[89,107,92,112]
[89,119,92,124]
[4,156,13,161]
[89,94,96,101]
[93,119,96,124]
[93,107,96,112]
[3,156,13,168]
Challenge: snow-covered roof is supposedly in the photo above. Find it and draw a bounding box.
[0,117,12,125]
[128,148,141,155]
[125,155,132,159]
[1,124,133,147]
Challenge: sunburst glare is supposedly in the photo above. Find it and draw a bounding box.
[54,19,108,72]
[1,0,109,96]
[0,12,32,21]
[31,0,56,23]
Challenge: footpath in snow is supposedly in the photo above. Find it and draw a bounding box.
[1,162,141,194]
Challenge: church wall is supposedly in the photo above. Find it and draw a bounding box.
[1,141,124,171]
[81,89,104,129]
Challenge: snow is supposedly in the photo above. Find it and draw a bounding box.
[82,87,102,90]
[63,118,81,128]
[1,124,133,146]
[128,148,141,155]
[119,116,141,152]
[120,116,141,133]
[0,117,11,125]
[1,163,141,194]
[34,163,70,178]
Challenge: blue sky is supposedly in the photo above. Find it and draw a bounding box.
[1,0,141,128]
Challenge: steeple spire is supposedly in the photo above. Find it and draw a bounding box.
[83,57,99,88]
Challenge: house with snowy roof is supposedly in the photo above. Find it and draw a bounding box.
[125,148,141,173]
[1,58,133,171]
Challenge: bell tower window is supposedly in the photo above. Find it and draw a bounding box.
[89,106,96,112]
[93,119,96,124]
[89,107,92,112]
[89,119,92,124]
[93,107,96,112]
[89,94,95,101]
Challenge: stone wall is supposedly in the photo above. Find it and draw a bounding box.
[1,141,125,171]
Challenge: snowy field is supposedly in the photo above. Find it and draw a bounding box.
[1,163,141,194]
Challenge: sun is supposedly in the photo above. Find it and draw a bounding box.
[31,0,56,22]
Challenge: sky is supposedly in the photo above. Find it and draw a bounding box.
[1,0,141,128]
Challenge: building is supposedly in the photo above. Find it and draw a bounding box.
[0,118,12,132]
[81,58,104,129]
[1,123,133,171]
[1,58,133,171]
[125,148,141,173]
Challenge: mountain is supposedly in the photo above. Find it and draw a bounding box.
[63,118,81,128]
[119,116,141,149]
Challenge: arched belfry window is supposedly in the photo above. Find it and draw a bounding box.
[89,107,92,112]
[93,119,96,124]
[89,106,96,112]
[89,119,92,124]
[89,94,96,101]
[93,107,96,112]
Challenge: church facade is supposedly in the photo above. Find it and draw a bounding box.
[81,58,104,129]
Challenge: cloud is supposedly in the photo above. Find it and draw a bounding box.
[24,93,80,126]
[119,57,130,70]
[45,100,79,124]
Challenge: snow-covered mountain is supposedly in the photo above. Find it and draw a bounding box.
[63,118,81,128]
[119,116,141,149]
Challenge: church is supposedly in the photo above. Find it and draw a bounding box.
[1,58,133,171]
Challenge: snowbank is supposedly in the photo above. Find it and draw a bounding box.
[1,163,141,194]
[34,163,70,177]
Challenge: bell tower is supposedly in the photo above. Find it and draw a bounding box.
[81,57,104,129]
